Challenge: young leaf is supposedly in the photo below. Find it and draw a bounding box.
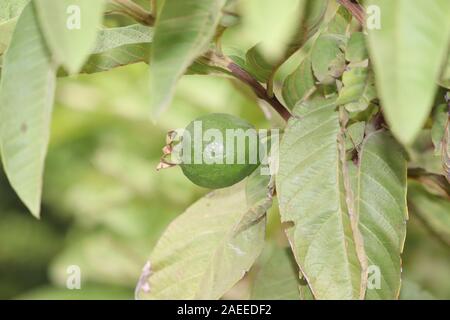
[149,0,226,118]
[251,246,301,300]
[311,34,346,84]
[0,3,57,218]
[245,45,275,83]
[282,57,316,109]
[345,32,368,63]
[366,0,450,145]
[337,67,377,112]
[277,97,365,299]
[439,56,450,89]
[408,181,450,247]
[135,181,272,300]
[353,131,408,299]
[34,0,105,74]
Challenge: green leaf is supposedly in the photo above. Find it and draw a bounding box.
[136,181,271,300]
[399,280,435,300]
[353,131,408,299]
[285,0,329,58]
[0,18,17,56]
[337,67,377,112]
[282,57,316,109]
[0,0,28,55]
[245,45,275,83]
[439,56,450,89]
[366,0,450,145]
[311,34,346,84]
[149,0,226,118]
[431,104,448,154]
[408,180,450,247]
[240,0,306,62]
[0,0,29,22]
[0,3,56,218]
[277,97,365,299]
[80,25,153,75]
[91,24,153,54]
[345,121,365,150]
[251,246,301,300]
[345,32,368,63]
[34,0,105,74]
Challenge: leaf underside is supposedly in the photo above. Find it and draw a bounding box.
[0,3,56,218]
[136,181,271,300]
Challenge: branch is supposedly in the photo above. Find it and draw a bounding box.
[227,62,291,121]
[336,0,365,25]
[203,52,291,121]
[108,0,155,26]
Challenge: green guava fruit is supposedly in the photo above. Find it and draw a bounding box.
[179,113,260,189]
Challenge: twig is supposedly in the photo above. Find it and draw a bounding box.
[203,52,291,121]
[336,0,365,25]
[227,62,291,121]
[108,0,155,26]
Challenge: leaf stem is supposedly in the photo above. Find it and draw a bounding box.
[336,0,365,25]
[108,0,155,26]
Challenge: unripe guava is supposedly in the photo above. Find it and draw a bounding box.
[179,113,260,189]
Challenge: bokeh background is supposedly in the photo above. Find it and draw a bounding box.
[0,0,449,300]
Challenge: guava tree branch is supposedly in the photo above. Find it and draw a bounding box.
[336,0,365,25]
[108,0,155,26]
[227,62,291,121]
[205,52,291,121]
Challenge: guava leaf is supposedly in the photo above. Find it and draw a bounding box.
[136,181,271,300]
[240,0,306,62]
[0,0,28,55]
[345,121,365,150]
[353,131,408,299]
[0,18,17,56]
[277,97,365,299]
[0,0,29,22]
[80,25,153,75]
[345,32,368,63]
[408,181,450,247]
[245,45,275,83]
[431,104,448,154]
[337,67,377,112]
[149,0,226,118]
[251,246,301,300]
[0,3,57,218]
[366,0,450,145]
[311,34,346,84]
[400,280,435,300]
[34,0,105,74]
[282,57,316,109]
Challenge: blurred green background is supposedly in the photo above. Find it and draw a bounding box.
[0,0,449,300]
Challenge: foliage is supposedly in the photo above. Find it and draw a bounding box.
[0,0,449,300]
